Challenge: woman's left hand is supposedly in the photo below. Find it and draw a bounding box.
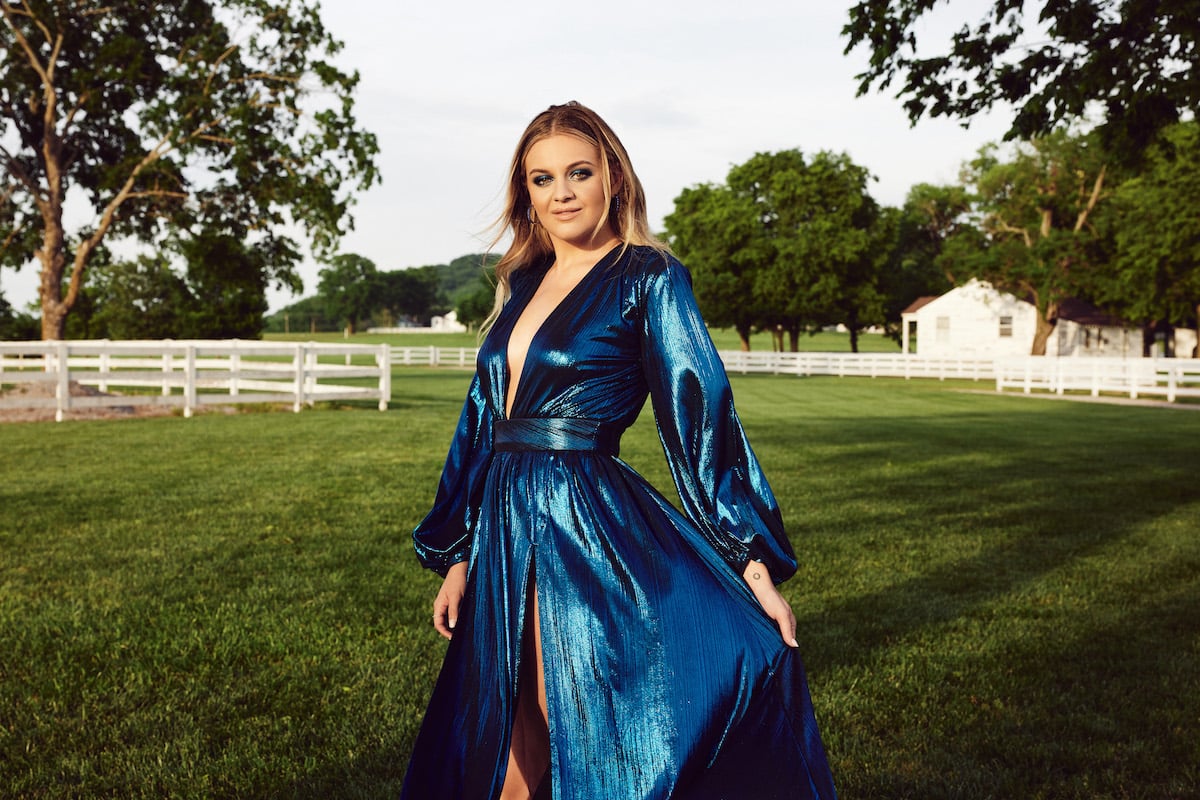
[743,561,799,648]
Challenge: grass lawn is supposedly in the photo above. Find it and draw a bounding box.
[1,373,1197,799]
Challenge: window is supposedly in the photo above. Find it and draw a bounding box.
[936,316,950,344]
[999,315,1013,338]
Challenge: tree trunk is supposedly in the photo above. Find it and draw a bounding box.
[1195,304,1200,358]
[771,327,784,352]
[735,323,751,351]
[37,226,69,341]
[846,308,861,353]
[787,327,800,352]
[1030,307,1057,356]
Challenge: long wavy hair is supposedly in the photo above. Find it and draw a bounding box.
[480,101,668,336]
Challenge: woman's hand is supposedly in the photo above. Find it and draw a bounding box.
[433,561,468,640]
[743,561,799,648]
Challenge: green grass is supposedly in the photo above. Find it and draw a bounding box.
[1,374,1197,799]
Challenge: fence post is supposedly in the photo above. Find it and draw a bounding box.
[293,344,304,413]
[99,343,110,393]
[304,348,317,406]
[161,349,172,396]
[1167,363,1177,403]
[184,345,196,418]
[55,340,69,422]
[378,344,391,411]
[230,350,241,397]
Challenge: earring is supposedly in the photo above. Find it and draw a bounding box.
[527,206,538,225]
[611,195,621,217]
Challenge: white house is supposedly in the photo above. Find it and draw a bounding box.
[900,279,1154,358]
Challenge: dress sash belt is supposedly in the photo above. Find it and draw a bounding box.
[494,417,621,456]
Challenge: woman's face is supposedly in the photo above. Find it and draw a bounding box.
[524,134,617,250]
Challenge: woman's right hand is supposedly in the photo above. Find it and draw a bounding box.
[432,561,468,640]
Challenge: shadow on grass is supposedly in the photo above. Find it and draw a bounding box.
[752,403,1200,799]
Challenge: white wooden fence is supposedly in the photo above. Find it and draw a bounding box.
[0,340,391,421]
[995,356,1200,402]
[382,346,1200,404]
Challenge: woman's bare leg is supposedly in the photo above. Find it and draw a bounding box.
[499,583,549,800]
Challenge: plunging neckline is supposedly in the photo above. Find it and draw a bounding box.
[503,244,621,419]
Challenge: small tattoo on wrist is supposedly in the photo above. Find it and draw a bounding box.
[752,571,762,580]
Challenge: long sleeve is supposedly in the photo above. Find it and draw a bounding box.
[640,258,798,582]
[412,373,494,576]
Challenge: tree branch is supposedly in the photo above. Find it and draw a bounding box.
[0,142,46,210]
[990,214,1033,248]
[203,44,240,97]
[1074,164,1107,233]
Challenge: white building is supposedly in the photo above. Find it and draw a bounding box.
[900,279,1155,358]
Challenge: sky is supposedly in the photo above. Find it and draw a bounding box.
[2,0,1017,313]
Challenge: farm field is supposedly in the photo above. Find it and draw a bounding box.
[1,373,1197,799]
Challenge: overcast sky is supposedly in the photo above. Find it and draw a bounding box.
[2,0,1017,313]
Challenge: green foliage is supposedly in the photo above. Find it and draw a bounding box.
[1096,121,1200,351]
[269,254,499,334]
[440,253,501,308]
[454,274,497,331]
[0,289,39,339]
[0,0,379,337]
[664,182,763,347]
[318,254,379,334]
[843,0,1200,155]
[665,150,890,351]
[874,185,968,340]
[375,266,441,325]
[952,129,1118,354]
[83,255,195,339]
[1,376,1197,797]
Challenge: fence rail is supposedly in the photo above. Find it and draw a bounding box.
[0,340,391,421]
[380,346,1199,403]
[995,356,1200,402]
[6,342,1198,421]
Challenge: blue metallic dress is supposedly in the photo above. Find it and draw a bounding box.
[402,245,837,799]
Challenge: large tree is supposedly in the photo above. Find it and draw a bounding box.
[667,150,887,353]
[843,0,1200,155]
[663,182,768,350]
[0,1,378,339]
[741,150,887,353]
[317,253,377,334]
[1094,122,1200,356]
[954,129,1115,355]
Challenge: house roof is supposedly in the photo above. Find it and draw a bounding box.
[901,296,939,315]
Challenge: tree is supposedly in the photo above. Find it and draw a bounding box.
[664,182,767,350]
[0,1,379,339]
[376,266,440,326]
[318,253,378,334]
[85,254,194,339]
[0,287,37,338]
[667,150,889,352]
[1095,122,1200,356]
[877,184,967,341]
[745,150,888,352]
[843,0,1200,155]
[456,274,497,332]
[955,129,1116,355]
[178,231,271,339]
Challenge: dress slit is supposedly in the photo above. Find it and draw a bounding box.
[501,558,551,799]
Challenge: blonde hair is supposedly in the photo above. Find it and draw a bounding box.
[480,101,668,336]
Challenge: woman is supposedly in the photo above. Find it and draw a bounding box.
[402,101,837,800]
